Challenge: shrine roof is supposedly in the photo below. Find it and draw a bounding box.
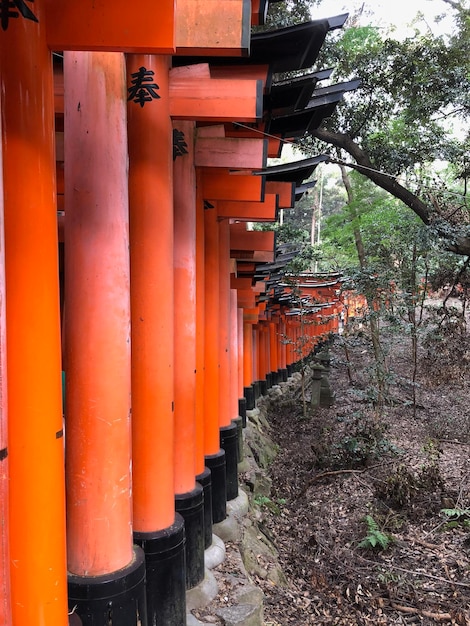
[252,154,328,184]
[173,14,348,73]
[267,78,361,138]
[265,69,334,116]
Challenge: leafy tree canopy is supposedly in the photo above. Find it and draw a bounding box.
[265,0,470,255]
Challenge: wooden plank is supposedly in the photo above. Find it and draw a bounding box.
[210,65,270,88]
[46,0,175,52]
[195,136,267,169]
[217,195,278,221]
[176,0,250,56]
[169,77,263,122]
[230,224,275,251]
[265,181,295,208]
[202,170,265,202]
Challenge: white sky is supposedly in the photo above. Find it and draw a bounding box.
[311,0,459,38]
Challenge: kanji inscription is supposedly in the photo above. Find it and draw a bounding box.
[128,66,160,107]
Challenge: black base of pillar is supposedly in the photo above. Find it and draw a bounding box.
[259,379,267,396]
[205,450,226,523]
[279,368,288,382]
[238,397,247,428]
[266,372,273,390]
[243,386,255,411]
[253,380,261,400]
[271,371,279,386]
[175,483,205,589]
[68,546,148,626]
[233,415,244,463]
[220,422,238,501]
[287,364,293,377]
[134,516,186,626]
[196,467,213,549]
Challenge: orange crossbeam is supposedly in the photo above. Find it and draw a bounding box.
[202,170,265,202]
[230,224,275,252]
[176,0,250,56]
[265,181,295,209]
[217,194,278,221]
[170,76,263,122]
[195,136,267,169]
[45,0,175,53]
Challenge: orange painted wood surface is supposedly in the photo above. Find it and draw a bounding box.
[194,136,267,169]
[217,194,278,221]
[1,4,68,621]
[210,64,270,87]
[230,290,240,420]
[202,170,265,202]
[230,224,275,252]
[64,51,133,576]
[218,220,232,428]
[0,118,11,626]
[195,171,206,476]
[173,120,197,494]
[170,77,263,122]
[265,181,295,208]
[204,207,221,454]
[46,0,175,52]
[176,0,250,56]
[127,55,175,532]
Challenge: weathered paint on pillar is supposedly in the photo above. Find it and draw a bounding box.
[237,308,244,397]
[243,319,253,386]
[204,206,220,454]
[0,0,68,620]
[173,120,197,494]
[230,290,239,420]
[64,51,133,575]
[0,115,11,626]
[127,54,175,531]
[218,219,231,428]
[195,171,206,475]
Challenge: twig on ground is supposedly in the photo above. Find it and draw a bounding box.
[389,602,452,621]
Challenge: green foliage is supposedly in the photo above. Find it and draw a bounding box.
[440,507,470,530]
[357,515,392,550]
[332,411,397,469]
[253,494,286,515]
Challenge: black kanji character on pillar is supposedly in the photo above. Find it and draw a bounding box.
[127,67,160,108]
[0,0,38,30]
[173,129,188,161]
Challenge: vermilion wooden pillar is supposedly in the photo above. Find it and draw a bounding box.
[0,122,11,626]
[218,219,238,500]
[204,204,227,522]
[237,307,247,425]
[0,4,68,622]
[127,54,186,623]
[64,51,146,622]
[173,120,197,495]
[195,173,213,549]
[173,120,204,588]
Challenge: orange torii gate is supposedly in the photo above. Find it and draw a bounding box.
[0,2,354,624]
[0,0,263,624]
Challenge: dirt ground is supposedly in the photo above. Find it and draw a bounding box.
[254,313,470,625]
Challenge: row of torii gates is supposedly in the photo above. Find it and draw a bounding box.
[0,1,352,624]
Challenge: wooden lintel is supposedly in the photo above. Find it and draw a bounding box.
[202,170,265,202]
[175,0,250,56]
[224,124,282,158]
[170,77,263,122]
[231,277,253,290]
[237,291,256,307]
[196,125,226,138]
[217,194,278,220]
[210,65,270,88]
[46,0,175,52]
[265,181,295,208]
[195,137,267,169]
[230,224,275,252]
